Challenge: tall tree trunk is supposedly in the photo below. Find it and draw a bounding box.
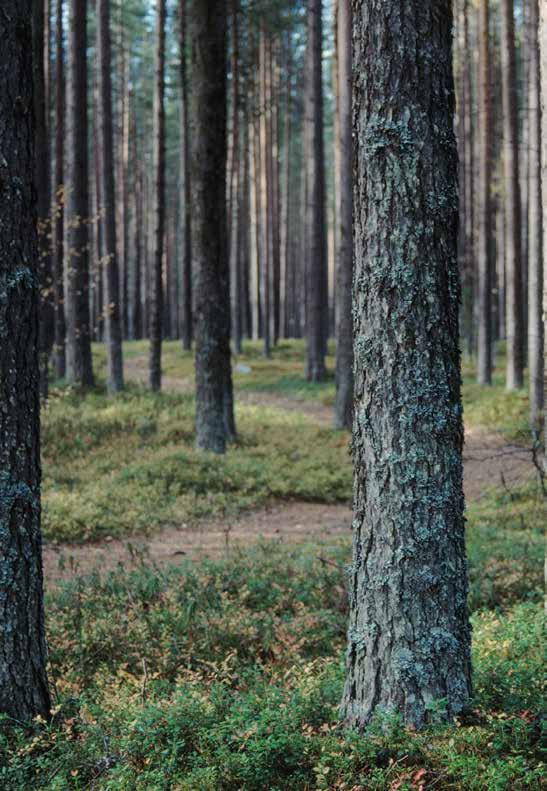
[500,0,524,390]
[229,0,242,355]
[528,0,544,434]
[116,11,129,341]
[249,73,261,341]
[65,0,94,387]
[334,0,353,430]
[540,0,547,461]
[192,0,235,453]
[259,27,271,357]
[305,0,327,381]
[280,34,292,340]
[342,0,472,730]
[33,0,55,397]
[53,0,66,378]
[477,0,493,385]
[0,0,51,722]
[179,0,192,351]
[148,0,166,391]
[97,0,124,392]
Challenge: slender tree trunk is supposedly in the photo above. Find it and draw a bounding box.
[280,34,292,340]
[179,0,192,351]
[527,0,544,434]
[229,0,242,354]
[65,0,94,387]
[305,0,327,381]
[0,0,51,722]
[97,0,124,392]
[33,0,55,398]
[342,0,472,730]
[192,0,235,452]
[540,0,547,461]
[148,0,166,391]
[500,0,524,390]
[249,73,261,341]
[259,27,271,356]
[334,0,353,430]
[477,0,493,385]
[53,0,66,378]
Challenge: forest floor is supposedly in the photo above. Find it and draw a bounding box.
[3,341,544,790]
[42,344,537,586]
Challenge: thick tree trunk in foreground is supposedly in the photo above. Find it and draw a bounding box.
[334,0,353,430]
[0,0,51,722]
[148,0,166,391]
[65,0,94,387]
[342,0,472,730]
[192,0,235,453]
[500,0,524,390]
[527,0,543,434]
[305,0,327,381]
[477,0,493,385]
[97,0,124,393]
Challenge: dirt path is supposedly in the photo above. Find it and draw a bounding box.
[43,357,537,587]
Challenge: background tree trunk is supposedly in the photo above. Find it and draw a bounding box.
[33,0,55,398]
[500,0,524,390]
[334,0,353,430]
[192,0,235,453]
[539,0,547,460]
[527,0,543,434]
[477,0,493,385]
[53,0,66,379]
[0,0,51,721]
[179,0,192,351]
[97,0,124,393]
[148,0,166,391]
[305,0,327,382]
[342,0,472,730]
[65,0,94,387]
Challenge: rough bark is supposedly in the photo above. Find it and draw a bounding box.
[477,0,493,385]
[148,0,166,392]
[500,0,524,390]
[179,0,192,351]
[334,0,353,430]
[541,0,547,461]
[97,0,124,392]
[53,0,66,379]
[305,0,327,381]
[527,0,544,434]
[192,0,235,453]
[0,0,51,722]
[65,0,94,387]
[342,0,472,730]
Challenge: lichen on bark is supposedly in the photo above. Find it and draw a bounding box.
[342,0,472,730]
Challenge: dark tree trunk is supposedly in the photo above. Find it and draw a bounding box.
[342,0,472,730]
[33,0,55,398]
[53,0,66,379]
[229,0,242,355]
[541,0,547,459]
[148,0,166,391]
[477,0,493,385]
[500,0,524,390]
[97,0,124,392]
[527,0,543,434]
[305,0,327,381]
[65,0,94,387]
[334,0,353,430]
[192,0,235,453]
[179,0,192,351]
[0,0,51,722]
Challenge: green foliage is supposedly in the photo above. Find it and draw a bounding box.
[0,546,543,790]
[42,381,350,542]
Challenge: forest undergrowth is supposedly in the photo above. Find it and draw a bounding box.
[10,341,542,789]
